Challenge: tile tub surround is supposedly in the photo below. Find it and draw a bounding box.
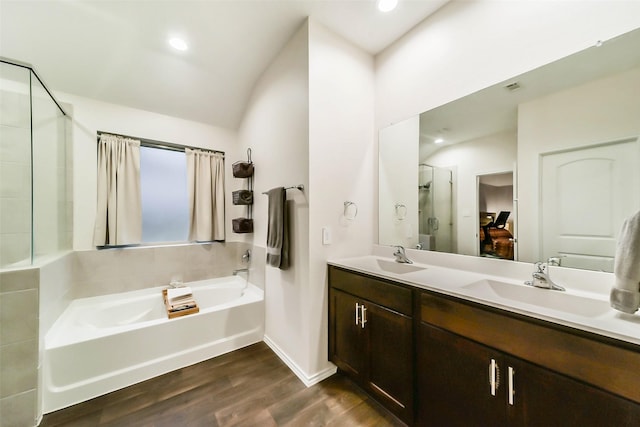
[71,241,256,299]
[0,267,39,427]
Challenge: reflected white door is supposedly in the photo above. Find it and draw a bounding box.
[541,138,640,271]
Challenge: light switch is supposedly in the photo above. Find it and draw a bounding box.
[322,226,332,245]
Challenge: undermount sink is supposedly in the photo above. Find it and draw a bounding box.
[462,279,610,317]
[375,259,427,274]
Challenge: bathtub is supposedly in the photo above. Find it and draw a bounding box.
[43,276,264,413]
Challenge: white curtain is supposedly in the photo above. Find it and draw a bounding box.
[93,134,142,246]
[186,148,225,241]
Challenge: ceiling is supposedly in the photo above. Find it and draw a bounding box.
[0,0,449,130]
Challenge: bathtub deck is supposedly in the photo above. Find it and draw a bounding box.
[40,342,405,427]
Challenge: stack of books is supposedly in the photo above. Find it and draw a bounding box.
[166,287,197,313]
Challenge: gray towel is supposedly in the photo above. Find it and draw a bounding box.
[266,187,289,269]
[610,210,640,314]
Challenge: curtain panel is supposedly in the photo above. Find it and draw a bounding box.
[186,148,225,242]
[93,134,142,246]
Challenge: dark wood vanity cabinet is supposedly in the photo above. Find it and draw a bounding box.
[328,266,640,426]
[418,292,640,427]
[328,267,414,423]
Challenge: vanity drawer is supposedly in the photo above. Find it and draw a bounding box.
[329,266,412,315]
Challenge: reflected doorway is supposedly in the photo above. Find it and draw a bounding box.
[477,172,515,260]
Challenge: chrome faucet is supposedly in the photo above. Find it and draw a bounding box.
[525,258,565,291]
[168,279,183,288]
[233,268,249,276]
[393,245,413,264]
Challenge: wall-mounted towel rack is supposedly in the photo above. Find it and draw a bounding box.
[262,185,304,194]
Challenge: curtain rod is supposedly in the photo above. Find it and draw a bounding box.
[97,131,225,156]
[262,185,304,194]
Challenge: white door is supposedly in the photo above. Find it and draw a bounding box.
[541,138,640,271]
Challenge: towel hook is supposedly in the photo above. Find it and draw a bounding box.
[344,201,358,220]
[395,203,407,220]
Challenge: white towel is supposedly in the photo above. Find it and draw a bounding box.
[167,286,192,303]
[610,210,640,314]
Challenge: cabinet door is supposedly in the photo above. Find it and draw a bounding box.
[329,289,366,378]
[418,323,506,427]
[366,301,413,422]
[507,356,640,427]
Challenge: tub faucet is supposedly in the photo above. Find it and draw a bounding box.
[168,279,184,288]
[525,259,565,291]
[393,245,413,264]
[233,268,249,276]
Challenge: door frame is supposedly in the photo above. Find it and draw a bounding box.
[475,168,517,259]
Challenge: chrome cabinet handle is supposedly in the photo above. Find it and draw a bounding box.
[355,303,360,325]
[489,359,500,396]
[508,366,515,406]
[360,304,367,328]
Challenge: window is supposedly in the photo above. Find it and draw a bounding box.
[140,146,189,243]
[95,132,225,247]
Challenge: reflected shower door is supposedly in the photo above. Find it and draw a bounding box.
[419,164,453,252]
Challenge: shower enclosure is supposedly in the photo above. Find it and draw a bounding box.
[0,59,71,268]
[418,164,453,252]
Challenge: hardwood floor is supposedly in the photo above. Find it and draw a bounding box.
[41,342,406,427]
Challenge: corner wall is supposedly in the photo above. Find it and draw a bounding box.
[238,18,375,384]
[238,22,312,378]
[308,19,375,377]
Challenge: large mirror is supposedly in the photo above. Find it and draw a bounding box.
[379,27,640,272]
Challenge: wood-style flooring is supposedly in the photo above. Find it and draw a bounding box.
[40,342,406,427]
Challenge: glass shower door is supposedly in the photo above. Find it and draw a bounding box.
[418,164,453,252]
[0,62,32,267]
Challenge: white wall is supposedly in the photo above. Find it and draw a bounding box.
[376,0,640,129]
[55,92,238,250]
[237,18,375,384]
[237,22,311,377]
[378,117,419,247]
[426,130,516,256]
[517,66,640,262]
[308,19,375,377]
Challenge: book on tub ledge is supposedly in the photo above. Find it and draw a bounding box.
[163,286,199,318]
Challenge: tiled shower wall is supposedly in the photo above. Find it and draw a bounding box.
[0,267,39,427]
[0,241,260,426]
[0,66,32,268]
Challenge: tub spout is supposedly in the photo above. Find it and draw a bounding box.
[168,279,184,288]
[233,268,249,276]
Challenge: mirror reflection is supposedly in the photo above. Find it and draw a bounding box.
[379,27,640,272]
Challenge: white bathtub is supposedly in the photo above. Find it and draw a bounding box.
[43,276,264,413]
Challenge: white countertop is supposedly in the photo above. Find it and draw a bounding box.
[328,248,640,348]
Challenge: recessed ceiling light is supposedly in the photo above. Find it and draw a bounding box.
[168,37,188,51]
[377,0,398,13]
[434,138,444,144]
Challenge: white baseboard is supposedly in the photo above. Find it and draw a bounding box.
[263,335,337,387]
